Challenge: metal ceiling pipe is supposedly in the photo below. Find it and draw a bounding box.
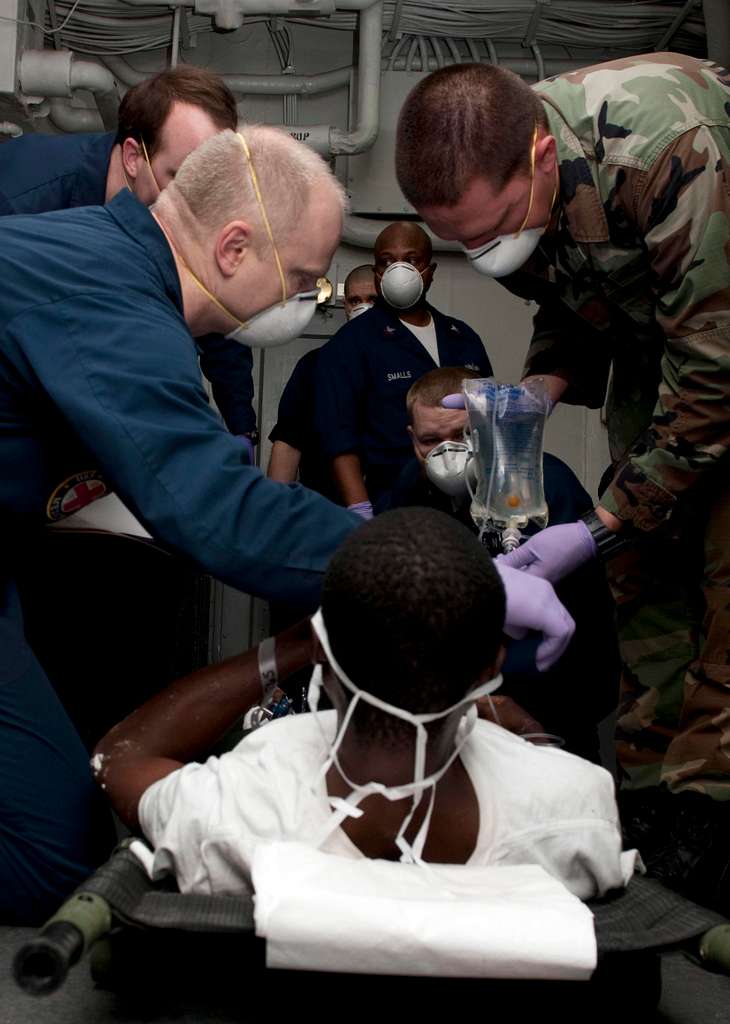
[329,0,382,155]
[101,54,351,96]
[69,60,119,129]
[20,50,119,130]
[48,98,103,132]
[119,0,335,31]
[224,66,351,95]
[341,213,462,252]
[102,2,382,157]
[100,55,147,88]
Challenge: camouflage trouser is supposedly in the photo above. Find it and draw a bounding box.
[610,477,730,800]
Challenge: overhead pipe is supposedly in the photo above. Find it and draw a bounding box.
[101,53,351,96]
[99,56,147,87]
[20,50,119,130]
[101,0,382,158]
[342,214,462,253]
[120,0,335,32]
[48,98,103,133]
[329,0,381,154]
[68,60,118,130]
[225,66,351,95]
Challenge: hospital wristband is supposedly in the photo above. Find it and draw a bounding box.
[257,636,279,705]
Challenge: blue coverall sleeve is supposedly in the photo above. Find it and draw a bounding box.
[315,333,364,459]
[269,353,314,448]
[197,333,257,436]
[11,293,357,607]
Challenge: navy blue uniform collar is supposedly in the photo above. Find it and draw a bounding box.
[105,190,184,312]
[77,132,117,207]
[364,302,464,340]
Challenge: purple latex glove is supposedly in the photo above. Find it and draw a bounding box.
[442,392,466,410]
[236,434,255,465]
[499,522,597,583]
[348,500,374,520]
[495,562,575,671]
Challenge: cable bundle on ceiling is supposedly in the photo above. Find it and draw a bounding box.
[42,0,706,60]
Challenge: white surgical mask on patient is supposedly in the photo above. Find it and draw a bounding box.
[308,609,502,865]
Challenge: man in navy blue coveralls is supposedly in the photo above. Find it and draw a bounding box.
[0,66,258,441]
[0,126,357,923]
[316,222,492,515]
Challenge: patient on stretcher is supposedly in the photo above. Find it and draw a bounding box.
[94,508,633,899]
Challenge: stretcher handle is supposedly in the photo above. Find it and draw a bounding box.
[13,892,113,996]
[699,925,730,974]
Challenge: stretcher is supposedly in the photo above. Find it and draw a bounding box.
[13,839,730,1018]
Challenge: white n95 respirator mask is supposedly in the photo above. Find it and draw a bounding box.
[424,440,475,500]
[225,288,319,347]
[462,229,544,279]
[347,302,374,321]
[463,121,556,279]
[379,262,425,310]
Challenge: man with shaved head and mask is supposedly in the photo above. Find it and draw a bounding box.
[316,222,492,515]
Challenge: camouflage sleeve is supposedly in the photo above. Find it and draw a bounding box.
[601,125,730,532]
[523,301,613,409]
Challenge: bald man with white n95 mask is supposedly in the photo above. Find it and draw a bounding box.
[316,222,492,518]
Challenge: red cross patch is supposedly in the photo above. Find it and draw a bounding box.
[46,470,108,522]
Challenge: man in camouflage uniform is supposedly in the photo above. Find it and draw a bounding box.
[394,54,730,812]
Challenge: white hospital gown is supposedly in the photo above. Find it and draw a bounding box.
[139,711,635,899]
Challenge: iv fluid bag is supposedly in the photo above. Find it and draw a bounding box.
[463,378,550,534]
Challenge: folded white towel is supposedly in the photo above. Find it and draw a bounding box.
[252,841,597,980]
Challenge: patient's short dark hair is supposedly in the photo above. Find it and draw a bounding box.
[321,508,504,744]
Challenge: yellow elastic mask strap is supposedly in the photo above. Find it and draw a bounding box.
[237,132,287,307]
[515,122,539,238]
[140,138,162,195]
[178,252,245,328]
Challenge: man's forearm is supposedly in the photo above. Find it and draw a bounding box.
[267,440,302,483]
[93,619,313,828]
[522,372,569,406]
[595,506,623,532]
[520,301,612,409]
[333,452,369,505]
